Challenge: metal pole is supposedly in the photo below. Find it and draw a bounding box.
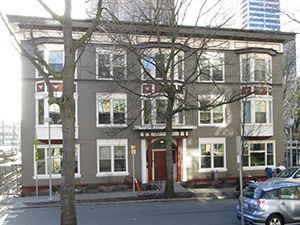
[45,118,53,201]
[290,126,293,167]
[132,153,135,195]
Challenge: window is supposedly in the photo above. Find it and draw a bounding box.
[96,93,127,126]
[243,98,272,124]
[49,50,63,73]
[242,142,275,167]
[36,45,64,78]
[199,96,225,126]
[97,50,126,79]
[142,98,184,125]
[199,53,224,82]
[97,139,128,176]
[199,138,226,171]
[142,51,184,80]
[35,145,80,178]
[240,54,272,82]
[36,86,78,126]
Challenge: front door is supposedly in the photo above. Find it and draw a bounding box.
[154,151,166,179]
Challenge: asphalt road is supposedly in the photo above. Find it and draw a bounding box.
[1,198,241,225]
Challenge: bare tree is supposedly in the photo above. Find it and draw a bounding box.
[89,0,258,198]
[1,0,102,224]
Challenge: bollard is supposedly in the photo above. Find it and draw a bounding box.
[134,176,142,195]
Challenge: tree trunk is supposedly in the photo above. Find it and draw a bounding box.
[60,0,77,224]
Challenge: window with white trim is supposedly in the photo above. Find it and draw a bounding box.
[36,91,78,126]
[240,53,272,82]
[36,45,64,78]
[97,49,126,79]
[141,50,184,80]
[242,141,275,167]
[243,97,273,124]
[96,93,127,126]
[199,53,225,82]
[199,96,225,126]
[199,138,226,171]
[35,145,80,178]
[97,139,128,176]
[142,98,184,125]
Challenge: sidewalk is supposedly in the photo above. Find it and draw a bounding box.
[0,182,236,209]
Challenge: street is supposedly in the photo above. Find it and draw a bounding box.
[1,198,240,225]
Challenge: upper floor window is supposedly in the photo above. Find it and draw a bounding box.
[243,97,273,124]
[199,96,225,126]
[142,98,184,125]
[96,93,127,127]
[97,50,126,79]
[142,50,184,81]
[36,45,64,78]
[240,53,272,82]
[199,53,225,82]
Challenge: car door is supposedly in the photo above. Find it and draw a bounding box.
[279,186,300,223]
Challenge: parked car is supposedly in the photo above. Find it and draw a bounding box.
[236,181,300,225]
[268,166,300,183]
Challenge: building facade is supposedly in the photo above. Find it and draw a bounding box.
[238,0,280,30]
[8,15,294,192]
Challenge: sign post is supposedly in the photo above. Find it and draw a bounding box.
[45,117,53,201]
[131,145,136,195]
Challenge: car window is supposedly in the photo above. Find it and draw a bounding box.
[280,187,298,199]
[264,189,278,199]
[244,186,262,199]
[278,168,298,178]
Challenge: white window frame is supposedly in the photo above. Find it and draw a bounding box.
[242,96,273,125]
[198,95,226,126]
[240,53,272,83]
[33,144,81,179]
[198,138,227,172]
[96,93,127,127]
[242,141,276,170]
[35,85,79,127]
[35,44,65,78]
[198,52,225,83]
[141,97,185,125]
[96,139,129,177]
[96,49,127,80]
[141,49,184,81]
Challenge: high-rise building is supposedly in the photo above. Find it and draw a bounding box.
[238,0,280,30]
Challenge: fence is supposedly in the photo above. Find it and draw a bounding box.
[0,162,22,195]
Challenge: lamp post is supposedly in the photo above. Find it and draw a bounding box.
[45,117,53,201]
[287,118,294,167]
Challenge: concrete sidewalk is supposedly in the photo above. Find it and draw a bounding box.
[0,182,236,209]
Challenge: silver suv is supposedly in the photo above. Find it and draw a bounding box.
[236,181,300,225]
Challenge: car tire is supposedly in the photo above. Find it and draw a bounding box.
[266,214,283,225]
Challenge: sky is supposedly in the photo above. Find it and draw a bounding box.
[0,0,299,123]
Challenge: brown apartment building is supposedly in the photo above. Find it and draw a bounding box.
[7,13,295,193]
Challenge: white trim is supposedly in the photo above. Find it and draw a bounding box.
[96,139,129,176]
[141,139,147,183]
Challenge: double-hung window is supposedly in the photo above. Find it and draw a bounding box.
[243,97,273,124]
[240,53,272,82]
[142,98,184,125]
[199,53,224,82]
[141,50,184,80]
[97,50,126,79]
[97,139,128,176]
[96,93,127,126]
[199,96,225,126]
[199,138,226,171]
[36,45,64,78]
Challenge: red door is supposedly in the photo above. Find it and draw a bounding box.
[154,151,166,179]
